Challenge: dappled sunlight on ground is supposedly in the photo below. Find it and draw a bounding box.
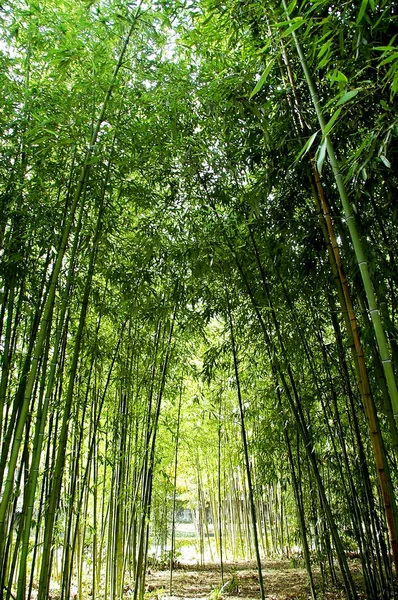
[145,560,366,600]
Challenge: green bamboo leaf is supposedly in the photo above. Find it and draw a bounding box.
[293,131,318,165]
[319,52,331,69]
[392,74,398,96]
[374,46,396,52]
[323,106,342,135]
[357,0,368,23]
[380,155,391,168]
[373,35,397,51]
[318,40,331,59]
[249,58,275,99]
[327,70,348,85]
[336,89,359,106]
[281,17,304,38]
[316,138,327,174]
[379,52,398,67]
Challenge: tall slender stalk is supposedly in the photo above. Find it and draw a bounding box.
[226,292,265,600]
[281,0,398,429]
[169,382,182,595]
[218,392,224,584]
[38,204,104,599]
[0,3,143,544]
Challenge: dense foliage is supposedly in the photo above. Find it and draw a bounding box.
[0,0,398,599]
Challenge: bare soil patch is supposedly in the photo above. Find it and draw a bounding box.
[145,560,366,600]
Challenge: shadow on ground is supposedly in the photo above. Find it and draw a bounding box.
[144,560,366,600]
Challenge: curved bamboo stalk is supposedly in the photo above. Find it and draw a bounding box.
[281,0,398,429]
[276,28,398,574]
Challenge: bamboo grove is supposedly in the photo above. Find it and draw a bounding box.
[0,0,398,598]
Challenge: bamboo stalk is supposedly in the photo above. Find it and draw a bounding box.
[281,0,398,428]
[226,294,266,600]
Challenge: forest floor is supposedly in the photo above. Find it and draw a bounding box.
[143,560,366,600]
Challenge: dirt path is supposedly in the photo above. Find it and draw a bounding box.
[143,560,365,600]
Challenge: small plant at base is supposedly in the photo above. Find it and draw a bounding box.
[220,575,239,595]
[209,586,223,600]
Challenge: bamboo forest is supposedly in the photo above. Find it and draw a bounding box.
[1,0,398,598]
